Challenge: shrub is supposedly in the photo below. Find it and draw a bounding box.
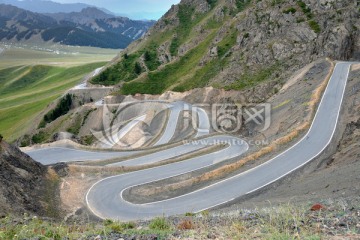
[283,7,297,14]
[185,212,195,217]
[108,222,135,233]
[236,0,252,11]
[32,131,50,144]
[103,219,113,226]
[177,219,195,230]
[144,47,161,71]
[80,135,95,146]
[308,20,321,33]
[297,1,313,19]
[149,217,171,230]
[134,62,143,75]
[206,0,217,9]
[40,94,73,128]
[20,135,31,147]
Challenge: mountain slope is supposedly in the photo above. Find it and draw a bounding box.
[91,0,359,93]
[0,4,155,49]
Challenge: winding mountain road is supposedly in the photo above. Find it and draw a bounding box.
[26,62,353,221]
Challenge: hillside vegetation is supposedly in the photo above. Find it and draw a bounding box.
[91,0,359,95]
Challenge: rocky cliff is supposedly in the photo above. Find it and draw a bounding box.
[92,0,359,94]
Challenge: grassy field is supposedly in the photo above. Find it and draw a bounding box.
[0,44,117,142]
[0,43,119,69]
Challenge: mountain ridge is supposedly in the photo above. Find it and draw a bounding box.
[0,4,155,49]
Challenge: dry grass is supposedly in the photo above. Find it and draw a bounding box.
[46,167,59,182]
[177,219,195,230]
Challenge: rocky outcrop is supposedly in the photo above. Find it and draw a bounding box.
[0,140,47,216]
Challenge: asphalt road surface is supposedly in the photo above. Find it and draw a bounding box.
[25,147,136,165]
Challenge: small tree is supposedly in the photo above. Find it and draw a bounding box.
[144,51,151,62]
[134,62,142,75]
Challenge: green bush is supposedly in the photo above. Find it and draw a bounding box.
[32,131,50,144]
[236,0,252,11]
[40,94,72,128]
[20,135,31,147]
[108,221,136,233]
[283,7,297,14]
[297,1,313,19]
[134,62,143,75]
[80,135,96,146]
[149,217,171,231]
[308,20,321,33]
[206,0,218,9]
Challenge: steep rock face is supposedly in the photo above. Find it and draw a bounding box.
[0,140,47,215]
[92,0,359,94]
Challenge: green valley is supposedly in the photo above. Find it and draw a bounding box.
[0,62,107,142]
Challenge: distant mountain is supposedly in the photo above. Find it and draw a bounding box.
[0,4,155,49]
[45,7,114,24]
[0,0,110,14]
